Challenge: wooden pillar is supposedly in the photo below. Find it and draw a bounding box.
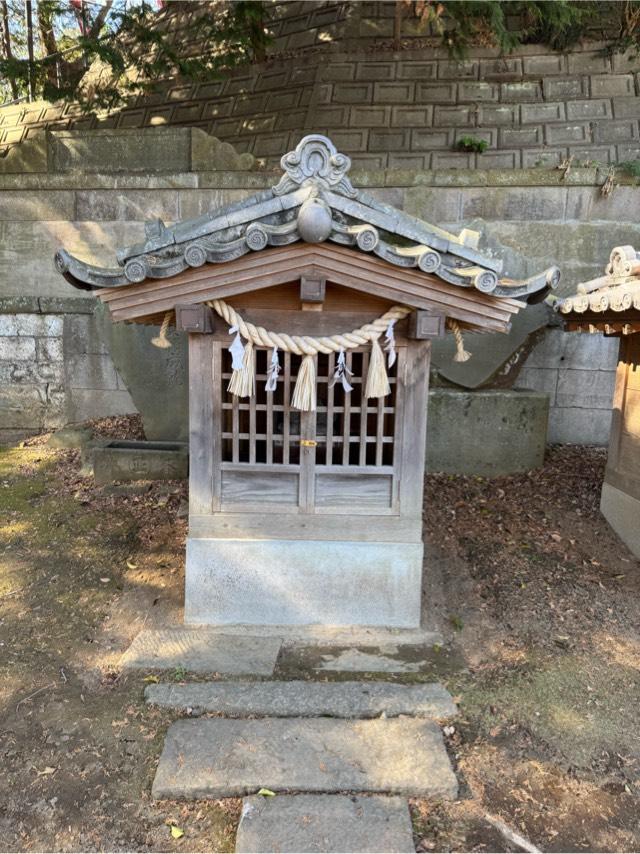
[601,334,640,557]
[398,340,431,515]
[187,333,216,517]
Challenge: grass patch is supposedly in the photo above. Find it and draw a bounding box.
[453,651,640,768]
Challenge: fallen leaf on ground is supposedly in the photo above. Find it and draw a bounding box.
[257,788,276,797]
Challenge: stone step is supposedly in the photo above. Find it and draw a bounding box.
[145,680,458,719]
[120,630,282,675]
[151,717,458,799]
[235,794,415,853]
[120,626,444,676]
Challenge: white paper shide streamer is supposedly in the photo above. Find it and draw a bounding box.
[227,324,255,397]
[208,299,472,412]
[228,325,245,370]
[265,347,280,392]
[330,349,353,392]
[384,319,397,368]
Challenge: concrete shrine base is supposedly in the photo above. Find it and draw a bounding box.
[601,482,640,559]
[184,538,423,628]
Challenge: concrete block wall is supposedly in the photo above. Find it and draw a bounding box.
[518,329,618,445]
[0,301,65,440]
[0,296,134,443]
[2,38,640,172]
[62,309,135,424]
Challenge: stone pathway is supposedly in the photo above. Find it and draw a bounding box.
[145,680,458,718]
[236,795,415,853]
[121,630,282,675]
[152,717,458,799]
[121,625,442,672]
[314,648,428,673]
[132,630,459,852]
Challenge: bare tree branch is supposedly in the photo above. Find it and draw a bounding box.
[87,0,113,40]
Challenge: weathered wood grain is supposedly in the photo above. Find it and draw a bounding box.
[97,244,521,333]
[315,474,393,508]
[188,334,216,515]
[398,340,431,517]
[221,471,299,506]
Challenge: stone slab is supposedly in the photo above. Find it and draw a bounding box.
[151,717,458,799]
[49,127,192,173]
[429,293,549,389]
[46,426,93,449]
[120,630,281,675]
[235,795,415,853]
[98,304,189,442]
[556,368,616,410]
[279,625,440,646]
[524,327,619,372]
[185,538,423,628]
[118,622,441,647]
[426,389,549,476]
[315,648,429,673]
[548,406,612,446]
[91,440,188,485]
[144,680,458,719]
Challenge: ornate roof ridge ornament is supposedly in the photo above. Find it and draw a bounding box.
[273,134,358,199]
[557,244,640,317]
[53,133,560,304]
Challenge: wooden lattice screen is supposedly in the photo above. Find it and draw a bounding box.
[217,344,402,514]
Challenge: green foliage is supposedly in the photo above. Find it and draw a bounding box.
[172,664,188,682]
[449,614,464,631]
[407,0,592,56]
[0,0,271,109]
[617,159,640,177]
[455,135,489,153]
[438,2,520,57]
[602,0,640,58]
[517,1,591,51]
[0,0,629,108]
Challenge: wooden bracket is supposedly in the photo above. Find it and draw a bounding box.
[300,275,326,311]
[408,310,446,339]
[175,303,214,334]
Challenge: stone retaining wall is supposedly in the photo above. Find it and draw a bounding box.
[518,328,620,445]
[1,128,636,445]
[0,296,134,443]
[2,39,640,172]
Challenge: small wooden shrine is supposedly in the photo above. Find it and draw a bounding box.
[558,245,640,558]
[56,134,558,628]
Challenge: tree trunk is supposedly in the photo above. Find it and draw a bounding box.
[25,0,35,101]
[1,0,19,99]
[87,0,114,39]
[38,1,59,88]
[251,1,267,62]
[393,0,403,49]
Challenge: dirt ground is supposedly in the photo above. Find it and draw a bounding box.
[1,417,639,852]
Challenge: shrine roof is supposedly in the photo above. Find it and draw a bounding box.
[55,134,559,305]
[557,245,640,335]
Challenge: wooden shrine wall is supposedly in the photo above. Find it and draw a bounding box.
[605,334,640,503]
[186,285,431,545]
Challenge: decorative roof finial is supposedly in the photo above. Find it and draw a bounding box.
[273,134,357,198]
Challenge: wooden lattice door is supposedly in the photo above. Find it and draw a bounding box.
[217,345,403,515]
